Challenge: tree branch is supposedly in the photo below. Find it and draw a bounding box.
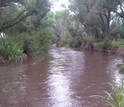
[0,10,34,31]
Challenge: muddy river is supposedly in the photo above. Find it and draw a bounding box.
[0,46,123,107]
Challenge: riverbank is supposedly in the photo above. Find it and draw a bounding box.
[81,42,124,57]
[82,46,124,57]
[58,39,124,57]
[0,29,50,64]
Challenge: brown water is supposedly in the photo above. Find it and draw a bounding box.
[0,46,123,107]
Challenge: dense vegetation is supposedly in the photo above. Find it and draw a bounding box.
[1,0,124,63]
[50,0,124,50]
[0,0,54,63]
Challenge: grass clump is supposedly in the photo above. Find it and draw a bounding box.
[104,81,124,107]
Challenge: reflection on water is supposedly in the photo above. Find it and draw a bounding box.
[47,47,84,107]
[110,58,124,85]
[0,46,123,107]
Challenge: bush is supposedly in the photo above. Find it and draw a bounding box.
[21,30,50,55]
[59,41,69,47]
[69,37,83,48]
[95,37,113,50]
[0,29,50,63]
[0,36,25,62]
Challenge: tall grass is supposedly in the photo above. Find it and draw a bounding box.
[0,29,50,63]
[104,81,124,107]
[0,36,25,62]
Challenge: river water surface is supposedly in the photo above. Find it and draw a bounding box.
[0,46,123,107]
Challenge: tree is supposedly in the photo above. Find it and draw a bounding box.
[69,0,122,38]
[0,0,50,32]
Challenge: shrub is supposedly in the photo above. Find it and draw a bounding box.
[59,41,69,47]
[95,37,113,50]
[21,30,50,56]
[69,37,83,48]
[0,36,25,62]
[0,29,50,63]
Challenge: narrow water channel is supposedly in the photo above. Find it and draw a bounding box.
[0,46,123,107]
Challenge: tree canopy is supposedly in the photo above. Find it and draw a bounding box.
[0,0,50,32]
[69,0,124,38]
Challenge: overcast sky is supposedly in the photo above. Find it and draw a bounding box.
[51,0,69,12]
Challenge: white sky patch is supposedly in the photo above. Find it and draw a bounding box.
[50,0,69,12]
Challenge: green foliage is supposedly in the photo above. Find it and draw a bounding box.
[104,81,124,107]
[69,37,83,48]
[69,0,124,39]
[119,67,124,74]
[0,36,25,62]
[118,63,124,74]
[112,39,124,47]
[101,37,112,49]
[0,0,50,32]
[84,36,98,43]
[21,29,50,55]
[112,25,124,38]
[59,41,69,47]
[0,28,50,63]
[95,37,113,50]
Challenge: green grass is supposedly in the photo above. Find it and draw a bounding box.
[103,81,124,107]
[59,41,70,47]
[112,39,124,47]
[94,39,124,50]
[94,38,113,49]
